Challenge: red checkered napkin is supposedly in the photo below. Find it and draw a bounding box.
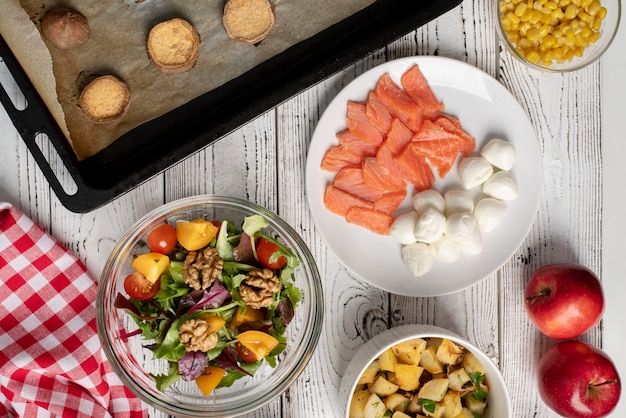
[0,203,147,418]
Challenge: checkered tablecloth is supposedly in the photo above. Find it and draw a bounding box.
[0,203,146,417]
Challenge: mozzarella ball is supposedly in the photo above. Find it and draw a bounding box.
[474,197,507,232]
[480,138,516,171]
[446,212,477,243]
[430,235,460,263]
[458,156,494,190]
[444,189,474,216]
[412,189,445,214]
[456,225,484,255]
[401,242,434,277]
[482,171,519,200]
[414,207,446,244]
[390,211,419,245]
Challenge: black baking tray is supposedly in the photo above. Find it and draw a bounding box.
[0,0,462,213]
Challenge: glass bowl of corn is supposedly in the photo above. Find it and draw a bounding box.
[496,0,621,71]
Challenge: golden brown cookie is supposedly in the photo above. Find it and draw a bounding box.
[147,18,200,73]
[223,0,275,44]
[79,75,130,123]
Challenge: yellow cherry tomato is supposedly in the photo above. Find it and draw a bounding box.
[176,218,219,251]
[236,330,279,361]
[201,315,226,334]
[131,252,170,284]
[195,366,225,396]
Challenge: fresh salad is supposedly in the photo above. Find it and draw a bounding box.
[114,214,302,395]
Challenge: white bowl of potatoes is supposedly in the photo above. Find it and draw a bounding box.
[340,324,511,418]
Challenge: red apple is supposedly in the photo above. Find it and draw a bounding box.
[524,263,604,340]
[537,341,621,418]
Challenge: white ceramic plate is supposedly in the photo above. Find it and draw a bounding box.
[305,56,542,296]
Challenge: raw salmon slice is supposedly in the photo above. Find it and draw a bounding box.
[320,145,362,173]
[336,130,378,158]
[347,101,384,146]
[393,145,436,191]
[365,91,393,134]
[362,157,405,192]
[332,166,385,202]
[400,64,444,115]
[431,115,476,156]
[323,184,374,216]
[376,144,406,187]
[374,189,407,215]
[408,139,463,178]
[385,118,414,155]
[375,73,423,121]
[345,206,394,235]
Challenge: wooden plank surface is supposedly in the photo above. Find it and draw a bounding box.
[0,0,620,416]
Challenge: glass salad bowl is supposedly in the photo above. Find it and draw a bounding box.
[96,195,324,417]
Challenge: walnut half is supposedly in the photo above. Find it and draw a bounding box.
[178,318,219,352]
[183,247,223,290]
[239,268,281,309]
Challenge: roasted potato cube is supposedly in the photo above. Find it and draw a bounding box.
[364,393,388,418]
[349,389,370,418]
[417,378,449,402]
[392,412,414,418]
[453,407,475,418]
[441,391,462,418]
[395,363,424,391]
[371,375,400,397]
[392,338,427,365]
[461,352,486,376]
[384,393,410,412]
[447,368,475,393]
[406,394,422,414]
[420,345,444,374]
[358,360,381,385]
[436,339,465,365]
[380,348,398,372]
[465,393,487,416]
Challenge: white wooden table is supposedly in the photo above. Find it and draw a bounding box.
[1,0,625,416]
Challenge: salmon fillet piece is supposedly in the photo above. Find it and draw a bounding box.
[345,206,394,235]
[408,139,463,178]
[384,118,414,155]
[365,91,393,134]
[320,145,362,173]
[323,184,374,216]
[431,115,476,156]
[374,189,407,215]
[332,166,385,202]
[400,64,444,115]
[336,130,378,158]
[362,156,406,192]
[375,73,423,120]
[347,101,384,146]
[393,144,436,191]
[375,144,406,187]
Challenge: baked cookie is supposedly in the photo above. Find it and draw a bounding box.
[223,0,275,44]
[147,17,200,73]
[79,75,130,123]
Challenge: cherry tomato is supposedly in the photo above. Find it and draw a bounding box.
[146,223,177,254]
[124,272,160,300]
[256,237,287,269]
[236,342,260,363]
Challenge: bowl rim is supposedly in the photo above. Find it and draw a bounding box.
[96,194,324,417]
[495,0,622,72]
[339,324,512,418]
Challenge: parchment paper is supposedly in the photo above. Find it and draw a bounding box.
[0,0,375,160]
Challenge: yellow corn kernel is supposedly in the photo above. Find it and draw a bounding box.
[526,50,542,63]
[545,1,558,9]
[526,28,542,42]
[592,16,604,31]
[589,31,601,43]
[551,8,565,19]
[514,2,528,16]
[587,1,602,15]
[564,4,579,18]
[538,24,551,36]
[579,11,594,25]
[543,34,557,48]
[580,0,593,7]
[596,6,607,19]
